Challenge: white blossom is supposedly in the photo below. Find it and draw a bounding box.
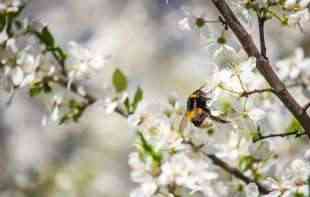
[248,108,266,122]
[0,28,8,44]
[66,42,107,83]
[285,0,310,10]
[245,183,259,197]
[0,0,22,12]
[178,17,191,31]
[287,9,310,26]
[99,92,128,114]
[249,141,271,160]
[213,44,239,67]
[42,95,63,126]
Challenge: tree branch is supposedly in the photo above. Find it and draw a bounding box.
[211,0,310,138]
[253,130,307,142]
[240,88,275,97]
[183,140,270,194]
[303,102,310,114]
[258,16,267,58]
[205,153,270,194]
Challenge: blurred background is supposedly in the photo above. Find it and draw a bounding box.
[0,0,309,196]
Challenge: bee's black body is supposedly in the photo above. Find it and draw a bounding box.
[187,90,211,127]
[187,90,209,111]
[180,89,228,130]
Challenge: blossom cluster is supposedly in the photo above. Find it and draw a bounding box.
[0,1,310,197]
[128,1,310,196]
[238,0,310,27]
[178,0,310,38]
[127,49,310,196]
[0,0,112,125]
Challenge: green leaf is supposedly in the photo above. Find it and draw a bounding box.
[0,14,6,32]
[53,47,67,63]
[69,99,81,109]
[220,100,235,115]
[239,155,256,172]
[112,68,128,92]
[29,82,43,97]
[58,99,88,125]
[131,86,143,112]
[124,97,131,114]
[73,106,87,122]
[286,118,303,133]
[251,126,263,142]
[137,131,162,163]
[31,25,67,65]
[40,26,55,48]
[67,99,87,123]
[138,131,153,154]
[293,192,305,197]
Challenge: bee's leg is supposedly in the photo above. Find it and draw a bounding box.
[209,114,230,123]
[200,106,230,124]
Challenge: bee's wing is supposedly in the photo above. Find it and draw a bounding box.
[179,114,188,132]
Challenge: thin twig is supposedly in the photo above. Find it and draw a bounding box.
[240,88,275,97]
[183,140,271,194]
[253,130,307,142]
[205,153,270,194]
[211,0,310,138]
[218,16,228,30]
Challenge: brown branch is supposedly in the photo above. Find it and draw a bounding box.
[205,153,270,194]
[253,130,307,142]
[258,16,267,58]
[240,88,275,97]
[211,0,310,138]
[183,140,270,194]
[303,102,310,114]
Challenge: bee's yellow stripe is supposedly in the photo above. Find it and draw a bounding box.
[186,108,204,120]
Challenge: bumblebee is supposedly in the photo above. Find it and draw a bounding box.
[179,88,229,131]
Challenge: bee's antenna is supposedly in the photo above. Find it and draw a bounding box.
[198,83,207,90]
